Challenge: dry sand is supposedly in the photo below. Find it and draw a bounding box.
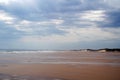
[0,51,120,80]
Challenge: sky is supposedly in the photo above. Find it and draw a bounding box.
[0,0,120,50]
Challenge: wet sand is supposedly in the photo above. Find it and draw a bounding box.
[0,51,120,80]
[0,64,120,80]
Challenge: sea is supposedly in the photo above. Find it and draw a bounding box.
[0,49,120,66]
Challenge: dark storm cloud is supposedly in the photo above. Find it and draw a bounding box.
[100,10,120,27]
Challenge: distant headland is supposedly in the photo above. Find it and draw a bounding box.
[73,48,120,52]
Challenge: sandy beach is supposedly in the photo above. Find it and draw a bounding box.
[0,0,120,80]
[0,51,120,80]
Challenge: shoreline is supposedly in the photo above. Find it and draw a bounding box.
[0,51,119,80]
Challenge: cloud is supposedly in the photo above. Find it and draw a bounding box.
[0,10,15,24]
[0,0,120,49]
[100,10,120,27]
[80,10,106,21]
[0,10,65,37]
[20,26,120,43]
[13,19,65,36]
[106,0,120,9]
[0,0,109,21]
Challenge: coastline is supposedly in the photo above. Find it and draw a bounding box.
[0,51,120,80]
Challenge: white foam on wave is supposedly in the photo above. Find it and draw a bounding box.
[0,50,58,54]
[20,50,58,53]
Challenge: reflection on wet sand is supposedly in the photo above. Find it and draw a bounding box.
[0,73,66,80]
